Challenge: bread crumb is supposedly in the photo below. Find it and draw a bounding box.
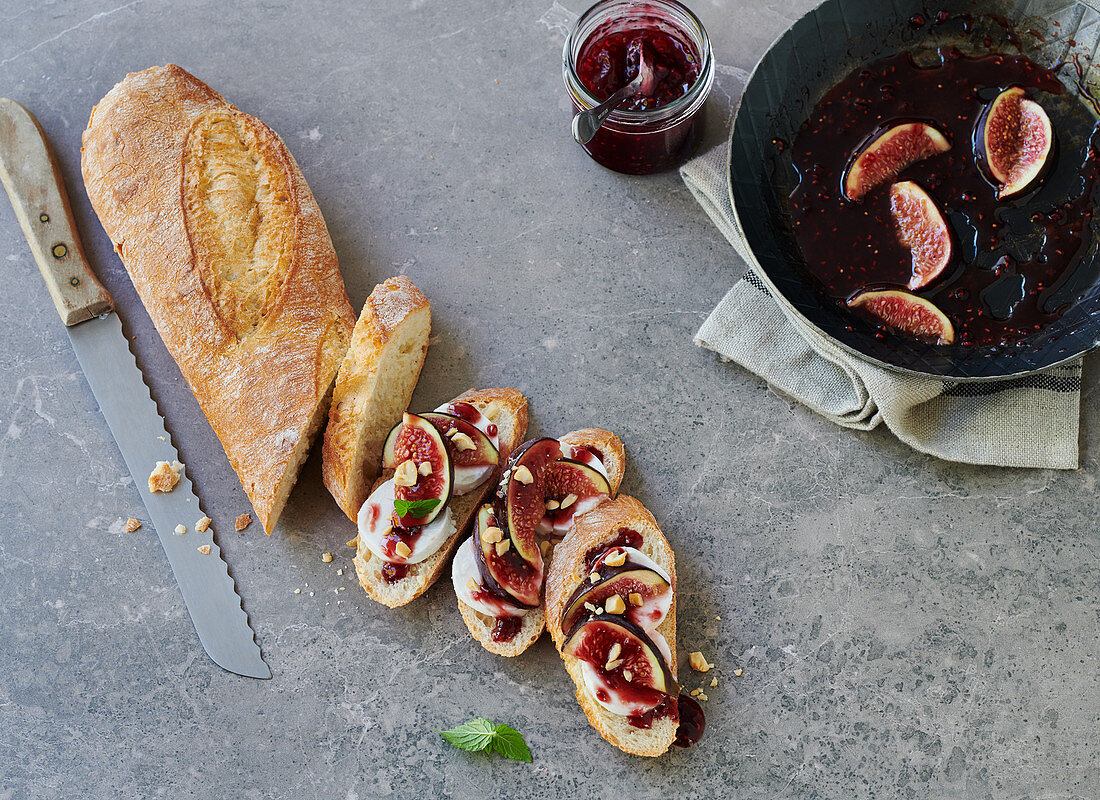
[148,460,182,493]
[195,516,212,533]
[173,524,187,536]
[710,676,718,687]
[734,668,743,677]
[321,552,333,563]
[689,651,714,673]
[125,518,142,533]
[197,544,211,555]
[235,513,252,531]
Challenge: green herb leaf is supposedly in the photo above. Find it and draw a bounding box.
[440,718,496,753]
[490,723,533,762]
[439,718,532,763]
[394,497,441,519]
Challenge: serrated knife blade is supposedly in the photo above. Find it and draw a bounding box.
[0,96,269,679]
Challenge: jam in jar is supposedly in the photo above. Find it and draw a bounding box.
[564,0,714,174]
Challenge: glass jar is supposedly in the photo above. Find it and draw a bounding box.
[563,0,715,174]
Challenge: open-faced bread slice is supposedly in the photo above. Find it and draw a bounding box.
[455,429,625,657]
[545,495,678,757]
[353,387,527,608]
[322,276,430,520]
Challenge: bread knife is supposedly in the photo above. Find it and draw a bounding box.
[0,97,270,679]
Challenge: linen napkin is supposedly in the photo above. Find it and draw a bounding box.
[682,142,1083,469]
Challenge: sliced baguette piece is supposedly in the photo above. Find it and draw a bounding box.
[353,388,527,608]
[81,65,357,534]
[456,429,625,657]
[322,276,430,521]
[545,495,678,757]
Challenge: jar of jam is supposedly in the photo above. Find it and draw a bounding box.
[563,0,714,174]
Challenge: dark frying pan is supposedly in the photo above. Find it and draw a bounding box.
[729,0,1100,379]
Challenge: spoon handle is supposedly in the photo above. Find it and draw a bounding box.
[572,82,638,145]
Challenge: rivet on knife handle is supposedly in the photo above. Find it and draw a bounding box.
[0,97,112,325]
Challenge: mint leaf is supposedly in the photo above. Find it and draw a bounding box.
[490,723,532,762]
[394,497,441,519]
[440,717,495,753]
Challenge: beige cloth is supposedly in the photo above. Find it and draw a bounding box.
[683,142,1082,469]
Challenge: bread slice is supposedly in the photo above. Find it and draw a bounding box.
[457,429,625,657]
[545,495,678,757]
[81,65,357,533]
[352,388,527,608]
[322,276,430,521]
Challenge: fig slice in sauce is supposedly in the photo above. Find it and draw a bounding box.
[977,87,1054,199]
[380,413,453,526]
[560,566,671,636]
[541,458,613,532]
[420,411,499,467]
[889,181,953,290]
[474,503,542,608]
[563,616,675,700]
[498,438,563,565]
[843,122,951,201]
[848,289,955,345]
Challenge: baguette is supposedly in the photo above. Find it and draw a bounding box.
[81,65,356,533]
[353,388,527,608]
[323,276,430,520]
[545,495,679,757]
[455,429,625,657]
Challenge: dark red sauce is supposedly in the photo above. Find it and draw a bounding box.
[628,694,678,730]
[380,527,423,561]
[585,528,642,565]
[577,25,700,111]
[673,693,706,747]
[490,615,522,643]
[787,48,1100,347]
[381,562,408,584]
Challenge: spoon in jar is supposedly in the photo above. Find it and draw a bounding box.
[571,41,662,145]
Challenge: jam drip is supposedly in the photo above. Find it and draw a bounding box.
[491,615,522,643]
[673,694,706,747]
[786,48,1100,347]
[577,23,700,111]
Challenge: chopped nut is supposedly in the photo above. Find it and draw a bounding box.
[495,539,511,556]
[605,658,623,672]
[466,577,479,592]
[336,569,343,576]
[589,571,600,584]
[697,692,709,702]
[483,526,504,544]
[393,459,418,487]
[197,544,211,555]
[540,539,553,557]
[346,538,358,548]
[545,499,560,511]
[594,606,604,616]
[148,460,182,493]
[628,592,643,607]
[173,524,187,536]
[195,516,212,533]
[235,513,252,531]
[690,688,701,697]
[394,540,412,559]
[560,493,577,509]
[418,461,433,476]
[451,432,477,452]
[294,588,301,594]
[124,518,142,533]
[715,615,722,621]
[710,677,719,687]
[608,643,622,662]
[604,549,626,567]
[605,594,627,614]
[321,552,333,563]
[622,669,633,682]
[583,602,598,614]
[689,651,714,673]
[512,465,534,485]
[734,668,743,677]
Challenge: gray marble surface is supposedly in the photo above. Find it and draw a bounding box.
[1,0,1098,797]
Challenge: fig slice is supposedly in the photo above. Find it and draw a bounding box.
[497,437,563,565]
[843,122,951,201]
[889,181,953,290]
[539,458,613,534]
[977,87,1054,199]
[563,617,675,711]
[473,503,541,608]
[848,289,955,345]
[559,566,671,637]
[419,412,499,467]
[380,413,453,526]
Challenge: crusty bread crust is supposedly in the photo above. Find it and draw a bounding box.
[81,65,356,533]
[545,495,678,757]
[353,388,527,608]
[322,276,430,520]
[457,429,626,657]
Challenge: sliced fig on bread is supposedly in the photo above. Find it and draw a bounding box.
[382,413,453,526]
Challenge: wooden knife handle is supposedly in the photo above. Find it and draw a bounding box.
[0,98,112,326]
